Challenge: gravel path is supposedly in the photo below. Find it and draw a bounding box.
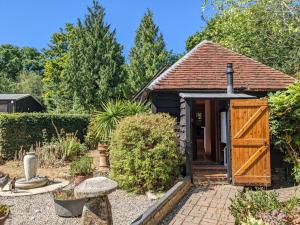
[0,190,154,225]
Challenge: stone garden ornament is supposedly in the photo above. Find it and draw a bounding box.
[15,152,49,189]
[75,177,118,225]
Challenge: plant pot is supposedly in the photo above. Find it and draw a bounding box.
[74,175,92,186]
[53,198,85,217]
[0,213,9,225]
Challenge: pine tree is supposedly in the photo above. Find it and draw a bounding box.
[128,9,169,94]
[64,0,126,111]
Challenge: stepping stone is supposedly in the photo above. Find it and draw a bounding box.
[75,177,118,225]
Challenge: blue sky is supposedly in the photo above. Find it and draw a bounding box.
[0,0,211,57]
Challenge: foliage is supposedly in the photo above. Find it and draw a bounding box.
[52,189,76,200]
[230,189,281,224]
[241,216,267,225]
[127,9,170,94]
[230,189,300,224]
[0,44,44,80]
[0,72,15,93]
[24,143,63,167]
[268,82,300,182]
[16,130,87,166]
[0,113,89,159]
[187,0,300,76]
[58,133,87,161]
[42,24,73,112]
[0,204,10,217]
[43,1,127,112]
[15,71,43,103]
[86,100,149,147]
[69,155,93,176]
[110,113,184,193]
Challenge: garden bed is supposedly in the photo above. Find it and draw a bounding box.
[0,189,155,225]
[0,160,70,179]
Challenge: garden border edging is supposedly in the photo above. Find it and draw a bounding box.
[130,176,192,225]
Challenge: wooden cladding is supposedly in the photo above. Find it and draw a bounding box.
[230,99,271,186]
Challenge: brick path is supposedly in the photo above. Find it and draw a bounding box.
[162,185,300,225]
[272,185,300,202]
[162,185,243,225]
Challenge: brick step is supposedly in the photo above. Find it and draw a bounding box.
[192,166,227,172]
[193,173,228,185]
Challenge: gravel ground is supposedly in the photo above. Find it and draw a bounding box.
[0,190,155,225]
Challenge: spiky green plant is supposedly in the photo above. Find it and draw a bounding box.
[86,100,149,146]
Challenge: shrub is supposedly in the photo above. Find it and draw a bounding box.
[109,113,184,193]
[69,156,94,176]
[0,113,89,159]
[230,189,281,224]
[85,100,149,148]
[230,189,300,224]
[268,82,300,182]
[57,133,87,161]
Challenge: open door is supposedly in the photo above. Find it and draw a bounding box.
[230,99,271,186]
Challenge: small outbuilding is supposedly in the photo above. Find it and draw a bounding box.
[0,94,43,113]
[135,40,296,186]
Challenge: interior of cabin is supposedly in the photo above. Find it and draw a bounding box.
[191,99,229,166]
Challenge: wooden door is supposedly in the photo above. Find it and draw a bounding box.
[230,99,271,186]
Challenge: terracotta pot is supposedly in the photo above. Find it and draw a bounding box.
[0,213,9,225]
[74,175,92,186]
[98,143,109,172]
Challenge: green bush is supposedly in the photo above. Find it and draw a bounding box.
[109,113,184,193]
[85,100,149,148]
[0,113,89,159]
[69,155,94,176]
[230,189,281,224]
[268,82,300,182]
[57,133,87,161]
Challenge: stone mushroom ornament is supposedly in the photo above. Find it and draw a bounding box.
[74,177,118,225]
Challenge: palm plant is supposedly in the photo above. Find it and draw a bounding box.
[88,100,149,144]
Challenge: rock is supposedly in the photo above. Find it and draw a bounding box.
[74,177,118,225]
[74,177,118,198]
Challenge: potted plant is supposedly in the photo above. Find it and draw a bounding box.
[0,204,10,225]
[69,156,94,185]
[52,189,85,217]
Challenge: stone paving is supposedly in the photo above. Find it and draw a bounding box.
[162,184,300,225]
[272,185,300,202]
[162,185,243,225]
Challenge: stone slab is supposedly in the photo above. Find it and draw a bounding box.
[0,178,69,197]
[75,177,118,198]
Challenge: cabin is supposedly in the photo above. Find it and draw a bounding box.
[0,94,43,113]
[134,41,296,186]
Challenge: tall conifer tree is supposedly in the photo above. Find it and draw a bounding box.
[64,1,126,111]
[128,9,169,93]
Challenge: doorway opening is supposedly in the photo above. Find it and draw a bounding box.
[192,99,228,166]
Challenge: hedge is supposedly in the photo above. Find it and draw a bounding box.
[0,113,89,159]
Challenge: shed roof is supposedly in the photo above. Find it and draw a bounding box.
[0,94,30,101]
[146,40,296,92]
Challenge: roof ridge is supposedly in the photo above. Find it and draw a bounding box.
[148,40,212,90]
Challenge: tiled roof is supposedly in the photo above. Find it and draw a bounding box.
[148,41,296,91]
